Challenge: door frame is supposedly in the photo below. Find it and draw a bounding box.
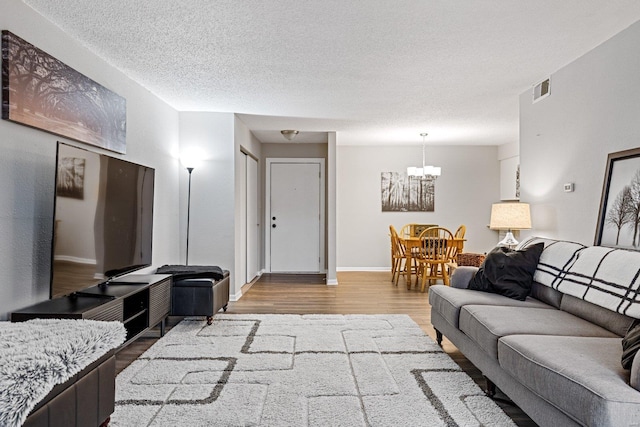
[265,157,326,273]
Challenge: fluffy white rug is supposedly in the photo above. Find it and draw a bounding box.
[112,314,514,426]
[0,318,126,427]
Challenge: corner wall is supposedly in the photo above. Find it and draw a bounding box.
[0,2,180,319]
[519,21,640,244]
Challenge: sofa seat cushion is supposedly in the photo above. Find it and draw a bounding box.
[499,335,640,426]
[428,285,553,329]
[459,305,618,359]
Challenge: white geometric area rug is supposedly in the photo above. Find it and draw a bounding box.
[111,314,514,427]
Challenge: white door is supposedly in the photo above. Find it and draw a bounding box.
[268,159,324,273]
[246,155,260,282]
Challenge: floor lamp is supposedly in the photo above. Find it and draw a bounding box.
[185,166,194,265]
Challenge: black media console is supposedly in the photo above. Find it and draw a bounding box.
[11,274,171,348]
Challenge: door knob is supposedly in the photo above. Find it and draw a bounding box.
[272,224,277,228]
[272,216,276,220]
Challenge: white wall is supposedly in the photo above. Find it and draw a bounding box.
[178,112,237,293]
[336,145,500,269]
[0,2,180,319]
[520,20,640,245]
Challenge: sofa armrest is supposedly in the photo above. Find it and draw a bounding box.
[450,266,478,289]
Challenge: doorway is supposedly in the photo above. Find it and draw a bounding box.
[265,158,325,273]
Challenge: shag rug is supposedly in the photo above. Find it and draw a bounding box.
[0,319,126,427]
[112,314,514,427]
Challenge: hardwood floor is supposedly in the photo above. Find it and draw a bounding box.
[117,271,537,426]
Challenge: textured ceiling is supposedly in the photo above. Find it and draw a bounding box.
[21,1,640,145]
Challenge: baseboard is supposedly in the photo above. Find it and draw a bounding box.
[326,278,339,286]
[229,290,243,302]
[337,267,391,272]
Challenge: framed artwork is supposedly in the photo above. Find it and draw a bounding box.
[1,31,126,153]
[595,147,640,249]
[56,157,85,199]
[381,172,435,212]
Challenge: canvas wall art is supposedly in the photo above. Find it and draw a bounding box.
[595,147,640,250]
[381,172,435,212]
[1,31,126,153]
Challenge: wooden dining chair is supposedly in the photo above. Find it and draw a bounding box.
[399,223,412,239]
[450,224,466,261]
[389,225,408,285]
[415,227,456,291]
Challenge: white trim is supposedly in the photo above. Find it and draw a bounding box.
[229,290,243,301]
[326,278,339,286]
[265,158,326,273]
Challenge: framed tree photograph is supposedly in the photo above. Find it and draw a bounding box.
[595,147,640,249]
[381,172,435,212]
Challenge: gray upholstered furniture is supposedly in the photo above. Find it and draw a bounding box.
[429,237,640,427]
[171,270,230,325]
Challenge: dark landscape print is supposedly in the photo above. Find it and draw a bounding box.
[1,31,126,153]
[381,172,435,212]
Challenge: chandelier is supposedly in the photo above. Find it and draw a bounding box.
[407,133,441,178]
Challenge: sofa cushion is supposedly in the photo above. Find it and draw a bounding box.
[499,335,640,426]
[561,294,634,337]
[427,285,553,329]
[459,305,618,359]
[529,281,563,309]
[468,243,544,300]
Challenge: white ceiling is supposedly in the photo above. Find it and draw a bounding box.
[21,1,640,146]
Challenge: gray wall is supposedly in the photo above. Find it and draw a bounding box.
[520,20,640,244]
[336,145,500,268]
[0,2,180,319]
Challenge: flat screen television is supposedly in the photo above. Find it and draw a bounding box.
[50,142,155,298]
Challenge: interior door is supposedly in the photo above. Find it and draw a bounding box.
[246,155,259,282]
[269,161,322,273]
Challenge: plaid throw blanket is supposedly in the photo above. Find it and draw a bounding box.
[520,237,640,319]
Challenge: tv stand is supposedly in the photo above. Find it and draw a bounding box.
[11,274,171,348]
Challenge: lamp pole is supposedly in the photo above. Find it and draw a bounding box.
[186,167,194,265]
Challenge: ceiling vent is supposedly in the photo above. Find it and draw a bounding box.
[533,78,551,103]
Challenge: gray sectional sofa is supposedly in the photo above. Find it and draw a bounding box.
[429,237,640,426]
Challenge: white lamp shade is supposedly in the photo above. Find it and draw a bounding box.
[489,202,531,230]
[424,166,441,176]
[407,166,441,177]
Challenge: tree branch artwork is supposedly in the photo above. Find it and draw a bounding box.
[2,31,126,153]
[596,148,640,250]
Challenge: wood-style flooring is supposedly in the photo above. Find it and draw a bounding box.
[117,271,537,426]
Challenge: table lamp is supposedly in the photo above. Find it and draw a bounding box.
[489,202,531,247]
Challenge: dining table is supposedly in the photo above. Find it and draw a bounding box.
[398,236,465,287]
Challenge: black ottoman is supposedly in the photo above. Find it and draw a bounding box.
[170,270,230,325]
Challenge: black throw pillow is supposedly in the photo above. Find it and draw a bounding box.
[468,242,544,300]
[622,319,640,370]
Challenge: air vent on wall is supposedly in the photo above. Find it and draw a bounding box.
[533,78,551,103]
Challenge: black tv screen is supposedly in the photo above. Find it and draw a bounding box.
[51,142,155,297]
